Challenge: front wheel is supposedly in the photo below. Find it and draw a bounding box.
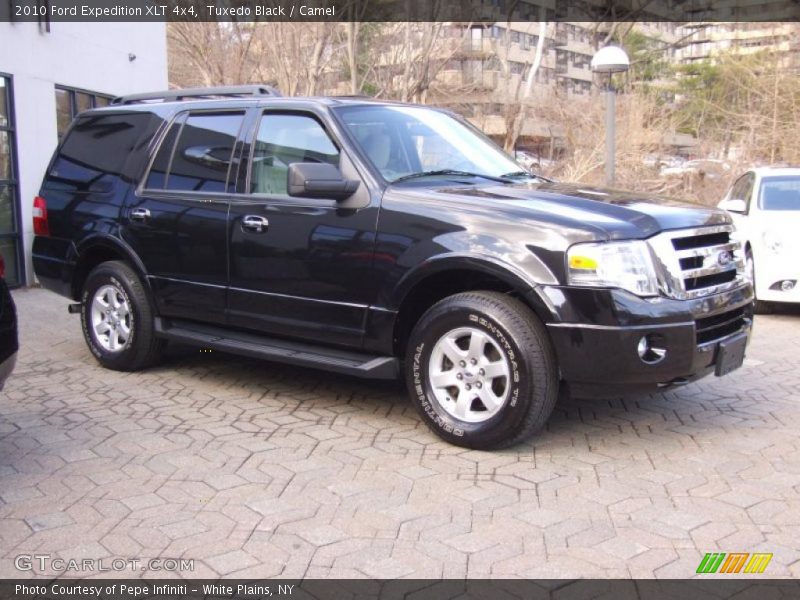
[81,261,164,371]
[746,250,773,315]
[405,291,558,449]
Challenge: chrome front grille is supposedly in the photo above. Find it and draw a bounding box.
[648,225,746,300]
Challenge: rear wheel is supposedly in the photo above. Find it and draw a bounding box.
[81,261,164,371]
[405,291,558,449]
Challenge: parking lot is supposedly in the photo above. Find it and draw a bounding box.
[2,287,800,579]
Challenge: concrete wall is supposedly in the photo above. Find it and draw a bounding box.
[0,21,167,285]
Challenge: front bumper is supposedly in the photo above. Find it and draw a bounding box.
[756,270,800,304]
[752,250,798,303]
[542,283,754,397]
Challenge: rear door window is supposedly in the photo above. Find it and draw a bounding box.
[144,116,183,190]
[145,111,244,194]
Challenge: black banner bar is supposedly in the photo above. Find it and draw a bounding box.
[1,0,799,23]
[3,579,800,600]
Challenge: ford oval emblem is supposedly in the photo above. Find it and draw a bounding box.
[717,250,732,266]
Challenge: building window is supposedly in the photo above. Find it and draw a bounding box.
[0,74,22,287]
[54,85,114,139]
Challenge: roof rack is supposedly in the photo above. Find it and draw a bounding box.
[110,85,282,105]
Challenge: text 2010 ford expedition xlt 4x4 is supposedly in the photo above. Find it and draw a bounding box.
[33,86,753,449]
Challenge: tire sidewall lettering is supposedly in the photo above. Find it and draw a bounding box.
[411,309,525,437]
[81,272,136,359]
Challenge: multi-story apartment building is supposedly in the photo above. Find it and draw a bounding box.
[425,22,679,153]
[677,22,800,69]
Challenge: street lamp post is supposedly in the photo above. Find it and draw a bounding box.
[591,45,630,187]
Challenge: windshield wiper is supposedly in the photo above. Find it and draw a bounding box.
[391,169,512,184]
[500,170,553,182]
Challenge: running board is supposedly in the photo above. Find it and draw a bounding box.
[154,318,399,379]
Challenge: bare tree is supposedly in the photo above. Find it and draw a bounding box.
[169,21,342,97]
[502,21,548,151]
[355,20,469,103]
[250,23,341,96]
[168,22,260,87]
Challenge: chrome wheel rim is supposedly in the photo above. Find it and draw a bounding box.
[428,326,511,423]
[90,284,131,352]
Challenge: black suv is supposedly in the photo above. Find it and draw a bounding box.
[33,86,753,448]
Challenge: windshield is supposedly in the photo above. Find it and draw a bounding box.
[760,176,800,211]
[334,105,524,183]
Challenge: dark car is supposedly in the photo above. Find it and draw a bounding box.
[0,255,18,390]
[32,86,753,449]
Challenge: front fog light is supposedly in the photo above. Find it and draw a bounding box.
[637,334,666,364]
[770,279,797,292]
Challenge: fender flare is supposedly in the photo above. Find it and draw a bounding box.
[388,252,558,322]
[69,234,152,298]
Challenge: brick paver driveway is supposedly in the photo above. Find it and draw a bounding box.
[2,288,800,579]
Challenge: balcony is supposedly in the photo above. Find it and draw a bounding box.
[462,69,499,90]
[458,38,494,57]
[552,26,568,47]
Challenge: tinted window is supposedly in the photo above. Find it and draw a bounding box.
[144,119,182,190]
[54,87,114,139]
[165,112,244,193]
[760,176,800,211]
[48,113,157,192]
[741,174,755,210]
[250,113,339,195]
[729,173,755,211]
[729,176,745,201]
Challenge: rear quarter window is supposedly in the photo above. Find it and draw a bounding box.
[46,112,161,193]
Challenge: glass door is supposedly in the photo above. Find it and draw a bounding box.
[0,74,21,287]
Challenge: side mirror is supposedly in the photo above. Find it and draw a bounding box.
[718,198,746,214]
[288,163,360,201]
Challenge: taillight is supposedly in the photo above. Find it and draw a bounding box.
[0,254,5,279]
[33,196,50,236]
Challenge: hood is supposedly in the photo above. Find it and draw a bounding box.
[421,180,731,240]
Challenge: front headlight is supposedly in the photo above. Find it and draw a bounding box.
[567,240,659,297]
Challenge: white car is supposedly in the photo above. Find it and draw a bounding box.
[514,150,555,174]
[662,158,731,180]
[718,167,800,312]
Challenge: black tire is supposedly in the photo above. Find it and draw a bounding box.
[746,249,773,315]
[405,291,558,449]
[80,261,164,371]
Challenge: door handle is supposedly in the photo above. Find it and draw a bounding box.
[130,208,151,221]
[241,215,269,233]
